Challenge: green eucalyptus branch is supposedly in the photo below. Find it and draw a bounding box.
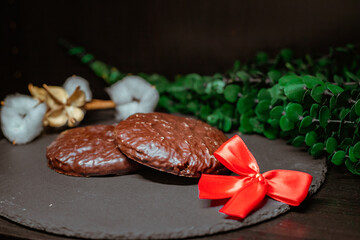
[60,40,360,175]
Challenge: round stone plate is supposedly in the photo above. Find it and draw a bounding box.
[0,126,326,239]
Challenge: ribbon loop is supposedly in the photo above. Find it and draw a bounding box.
[220,178,267,218]
[214,135,259,176]
[263,170,312,206]
[198,134,313,219]
[199,174,252,199]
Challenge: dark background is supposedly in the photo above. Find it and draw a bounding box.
[1,2,360,239]
[1,0,360,100]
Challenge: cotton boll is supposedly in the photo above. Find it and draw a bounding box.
[139,87,160,112]
[114,102,140,120]
[63,76,92,101]
[122,76,154,100]
[105,80,133,105]
[1,94,47,144]
[107,75,159,120]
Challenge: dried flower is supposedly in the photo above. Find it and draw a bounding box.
[42,84,86,127]
[63,75,92,102]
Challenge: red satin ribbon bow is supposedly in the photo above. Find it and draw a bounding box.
[199,135,313,219]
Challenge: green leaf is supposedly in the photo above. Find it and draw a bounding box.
[326,83,344,95]
[315,72,327,82]
[224,84,242,103]
[158,96,175,112]
[239,110,254,133]
[80,53,97,65]
[310,142,325,157]
[355,100,360,116]
[184,73,203,92]
[220,103,235,117]
[233,60,241,71]
[303,75,323,89]
[339,108,350,120]
[212,80,226,94]
[69,46,85,55]
[270,106,284,119]
[255,100,271,117]
[319,106,330,128]
[340,138,353,151]
[333,75,343,85]
[268,84,286,104]
[237,95,255,114]
[310,104,320,118]
[182,75,193,89]
[331,151,346,166]
[346,43,355,49]
[142,73,169,93]
[193,79,206,95]
[278,75,303,87]
[292,136,305,147]
[268,119,280,128]
[267,70,282,83]
[336,90,351,107]
[200,105,212,120]
[236,71,250,82]
[171,91,188,103]
[207,112,222,126]
[325,137,337,153]
[108,67,125,84]
[329,95,337,110]
[249,118,264,133]
[90,61,109,80]
[305,131,317,147]
[280,48,293,62]
[348,147,358,163]
[345,159,360,175]
[345,71,360,81]
[167,81,187,93]
[285,103,303,122]
[255,51,269,64]
[311,85,326,103]
[222,117,232,132]
[187,101,199,114]
[263,127,278,140]
[280,115,294,131]
[349,104,358,121]
[284,83,306,102]
[353,142,360,159]
[299,116,314,134]
[257,89,271,101]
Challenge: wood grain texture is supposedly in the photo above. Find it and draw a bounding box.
[1,0,360,100]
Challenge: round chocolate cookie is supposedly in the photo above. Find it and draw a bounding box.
[47,125,140,177]
[114,113,229,177]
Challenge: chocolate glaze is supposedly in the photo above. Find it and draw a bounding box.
[46,125,140,177]
[114,113,229,178]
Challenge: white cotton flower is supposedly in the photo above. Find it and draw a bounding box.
[114,102,140,121]
[1,94,47,144]
[106,76,159,120]
[63,75,92,101]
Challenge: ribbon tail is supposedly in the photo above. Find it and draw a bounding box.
[199,174,252,199]
[263,170,313,206]
[214,135,260,176]
[220,178,267,218]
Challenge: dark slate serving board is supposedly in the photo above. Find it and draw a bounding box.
[0,129,326,239]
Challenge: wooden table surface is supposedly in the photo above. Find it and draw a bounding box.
[1,163,359,240]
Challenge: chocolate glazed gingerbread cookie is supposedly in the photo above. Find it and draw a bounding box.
[47,125,141,177]
[114,113,229,177]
